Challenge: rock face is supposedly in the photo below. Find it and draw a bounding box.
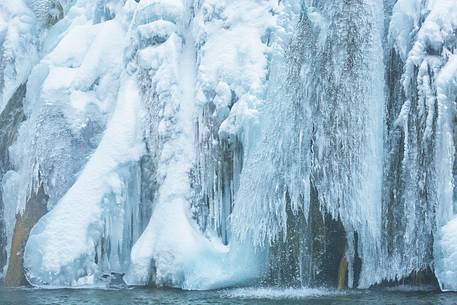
[0,84,26,281]
[0,84,48,287]
[0,0,457,291]
[4,183,47,287]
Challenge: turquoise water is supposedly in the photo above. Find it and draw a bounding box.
[0,287,456,305]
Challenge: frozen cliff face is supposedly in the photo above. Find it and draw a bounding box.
[21,1,146,286]
[387,0,457,290]
[230,0,385,288]
[190,0,281,245]
[0,0,39,280]
[126,0,282,289]
[0,1,39,114]
[0,0,457,292]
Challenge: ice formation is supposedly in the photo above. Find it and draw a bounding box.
[0,0,456,292]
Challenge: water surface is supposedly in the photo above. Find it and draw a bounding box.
[0,287,456,305]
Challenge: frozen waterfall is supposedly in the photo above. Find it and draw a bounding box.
[0,0,456,292]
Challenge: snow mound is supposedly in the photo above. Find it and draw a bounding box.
[24,75,144,286]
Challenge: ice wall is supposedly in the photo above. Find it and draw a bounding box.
[230,0,385,288]
[125,0,277,289]
[0,0,147,286]
[387,0,457,289]
[0,0,39,281]
[0,0,457,292]
[21,0,150,286]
